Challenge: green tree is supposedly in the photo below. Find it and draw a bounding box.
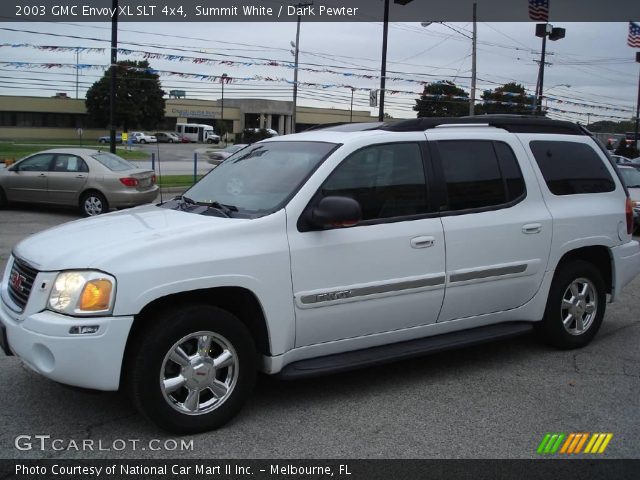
[477,82,536,115]
[414,81,469,117]
[85,60,165,130]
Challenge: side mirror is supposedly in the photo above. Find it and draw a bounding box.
[310,196,362,229]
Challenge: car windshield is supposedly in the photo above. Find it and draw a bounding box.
[620,168,640,188]
[184,141,337,215]
[91,152,136,172]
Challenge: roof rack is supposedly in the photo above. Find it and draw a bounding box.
[379,115,586,136]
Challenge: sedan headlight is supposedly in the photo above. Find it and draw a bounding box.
[48,271,116,316]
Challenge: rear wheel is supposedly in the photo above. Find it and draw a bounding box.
[99,138,107,144]
[127,304,256,433]
[0,187,6,208]
[80,191,108,216]
[139,139,146,144]
[539,260,606,349]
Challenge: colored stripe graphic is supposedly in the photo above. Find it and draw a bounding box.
[539,433,613,455]
[537,433,565,454]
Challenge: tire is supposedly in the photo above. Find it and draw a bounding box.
[127,304,256,433]
[139,139,146,144]
[0,187,6,209]
[538,260,606,349]
[207,139,213,144]
[80,191,108,216]
[99,139,107,144]
[169,139,174,143]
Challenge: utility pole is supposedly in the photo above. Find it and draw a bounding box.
[349,87,355,122]
[291,2,312,134]
[75,49,79,99]
[378,0,390,121]
[221,73,227,144]
[109,0,118,153]
[635,52,640,153]
[469,2,477,116]
[535,23,565,115]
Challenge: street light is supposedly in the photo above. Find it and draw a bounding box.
[221,73,228,144]
[535,23,566,114]
[379,0,414,121]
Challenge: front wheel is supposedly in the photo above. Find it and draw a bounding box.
[538,260,606,349]
[128,304,257,433]
[139,139,146,144]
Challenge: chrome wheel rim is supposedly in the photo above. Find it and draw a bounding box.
[84,196,103,215]
[560,277,597,336]
[160,331,238,415]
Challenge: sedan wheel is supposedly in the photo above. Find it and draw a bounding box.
[80,192,108,216]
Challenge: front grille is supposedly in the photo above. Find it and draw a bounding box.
[7,257,38,311]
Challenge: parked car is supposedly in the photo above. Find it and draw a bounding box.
[0,148,158,216]
[98,133,123,144]
[2,117,640,434]
[618,165,640,234]
[154,132,181,143]
[205,131,221,144]
[130,132,157,144]
[611,154,632,165]
[206,144,248,165]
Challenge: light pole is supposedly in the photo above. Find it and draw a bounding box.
[221,73,227,144]
[535,23,565,114]
[379,0,414,121]
[349,87,355,123]
[635,52,640,154]
[290,2,312,134]
[109,0,118,154]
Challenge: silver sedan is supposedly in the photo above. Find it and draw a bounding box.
[0,148,158,216]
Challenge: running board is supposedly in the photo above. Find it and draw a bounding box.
[277,322,534,380]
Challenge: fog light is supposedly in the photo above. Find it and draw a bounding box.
[69,325,99,335]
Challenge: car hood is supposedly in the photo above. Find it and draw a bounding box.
[13,204,256,272]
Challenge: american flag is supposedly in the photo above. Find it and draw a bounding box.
[528,0,549,22]
[629,22,640,48]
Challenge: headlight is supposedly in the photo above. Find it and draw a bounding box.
[48,271,116,316]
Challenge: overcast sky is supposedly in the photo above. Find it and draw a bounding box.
[0,19,637,124]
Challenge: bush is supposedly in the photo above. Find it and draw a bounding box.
[237,128,273,144]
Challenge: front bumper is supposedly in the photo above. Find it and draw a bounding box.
[0,300,133,391]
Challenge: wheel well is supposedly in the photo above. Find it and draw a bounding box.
[555,246,612,294]
[121,287,271,386]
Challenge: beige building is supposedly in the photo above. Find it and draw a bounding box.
[0,95,378,140]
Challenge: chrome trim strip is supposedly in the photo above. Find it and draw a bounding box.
[449,264,527,283]
[300,276,446,305]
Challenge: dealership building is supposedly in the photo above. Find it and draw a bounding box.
[0,95,379,141]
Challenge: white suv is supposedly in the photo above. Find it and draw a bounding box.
[2,116,639,433]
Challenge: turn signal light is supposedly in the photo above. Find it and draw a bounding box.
[79,279,113,311]
[119,177,139,187]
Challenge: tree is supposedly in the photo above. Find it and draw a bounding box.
[477,82,536,115]
[85,60,165,131]
[414,81,469,117]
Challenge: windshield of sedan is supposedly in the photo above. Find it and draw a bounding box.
[91,152,136,171]
[183,141,337,215]
[620,167,640,188]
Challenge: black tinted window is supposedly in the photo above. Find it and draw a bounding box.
[437,141,524,211]
[322,143,428,221]
[530,141,615,195]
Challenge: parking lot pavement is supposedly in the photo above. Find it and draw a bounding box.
[0,207,639,459]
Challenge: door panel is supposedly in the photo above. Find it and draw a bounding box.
[4,153,53,203]
[288,141,446,347]
[47,154,89,205]
[428,135,553,322]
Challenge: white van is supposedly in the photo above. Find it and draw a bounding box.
[175,123,215,143]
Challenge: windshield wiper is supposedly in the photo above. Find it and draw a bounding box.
[197,200,238,218]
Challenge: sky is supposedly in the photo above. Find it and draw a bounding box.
[0,19,638,124]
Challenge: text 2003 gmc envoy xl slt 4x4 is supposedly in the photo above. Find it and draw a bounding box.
[2,117,640,433]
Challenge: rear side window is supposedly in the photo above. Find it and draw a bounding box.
[530,141,615,195]
[436,140,525,211]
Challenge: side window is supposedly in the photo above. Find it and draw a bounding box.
[437,140,524,211]
[15,154,54,172]
[321,143,428,221]
[530,141,615,195]
[52,155,88,173]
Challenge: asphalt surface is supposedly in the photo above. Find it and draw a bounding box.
[0,207,639,460]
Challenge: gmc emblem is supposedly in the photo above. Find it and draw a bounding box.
[9,271,25,293]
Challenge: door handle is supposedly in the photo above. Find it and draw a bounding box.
[38,173,46,177]
[411,236,435,248]
[75,175,86,178]
[522,223,542,234]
